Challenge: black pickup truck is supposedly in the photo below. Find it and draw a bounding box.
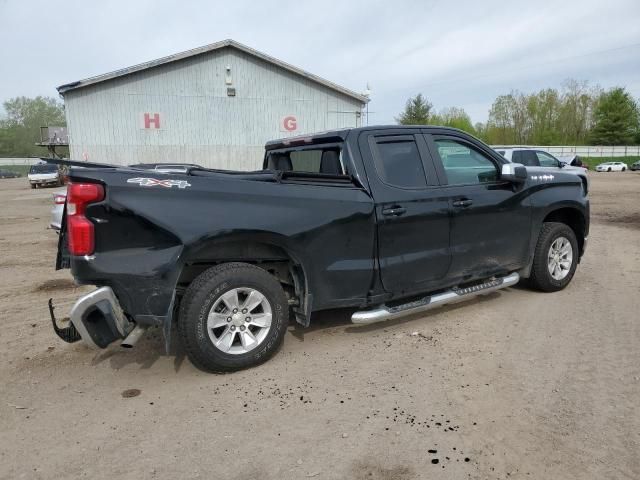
[50,126,589,372]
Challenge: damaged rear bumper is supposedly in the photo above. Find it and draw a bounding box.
[50,286,135,349]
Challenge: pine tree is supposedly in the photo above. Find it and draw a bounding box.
[589,87,639,145]
[396,94,433,125]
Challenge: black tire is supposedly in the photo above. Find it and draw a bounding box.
[622,167,626,172]
[607,168,611,172]
[30,184,36,189]
[178,262,289,372]
[528,222,579,292]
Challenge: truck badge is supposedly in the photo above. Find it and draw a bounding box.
[127,177,192,189]
[530,174,554,182]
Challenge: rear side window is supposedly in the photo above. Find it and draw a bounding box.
[266,147,343,175]
[290,150,322,172]
[512,150,539,166]
[434,139,498,184]
[372,137,427,188]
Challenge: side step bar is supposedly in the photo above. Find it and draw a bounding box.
[352,272,520,325]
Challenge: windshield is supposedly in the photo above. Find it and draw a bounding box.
[29,164,58,174]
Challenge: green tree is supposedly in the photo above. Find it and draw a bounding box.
[485,94,518,144]
[483,81,604,145]
[396,94,433,125]
[589,87,639,145]
[434,107,476,135]
[557,79,599,145]
[396,80,636,146]
[0,96,66,157]
[528,88,561,144]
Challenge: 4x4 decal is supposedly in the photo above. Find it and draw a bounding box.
[127,177,192,189]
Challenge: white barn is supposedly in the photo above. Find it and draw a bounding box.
[57,39,367,170]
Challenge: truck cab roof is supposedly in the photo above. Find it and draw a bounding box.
[265,125,472,150]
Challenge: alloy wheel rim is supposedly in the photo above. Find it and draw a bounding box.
[547,236,573,281]
[207,287,273,355]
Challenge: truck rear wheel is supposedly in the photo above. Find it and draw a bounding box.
[528,222,578,292]
[178,262,289,372]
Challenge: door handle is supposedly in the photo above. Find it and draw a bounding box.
[452,198,473,208]
[382,206,407,216]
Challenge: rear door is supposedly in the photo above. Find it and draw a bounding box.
[358,129,451,296]
[425,134,531,280]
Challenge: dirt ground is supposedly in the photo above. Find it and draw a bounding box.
[1,173,639,480]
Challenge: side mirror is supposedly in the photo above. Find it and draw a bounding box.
[501,163,527,183]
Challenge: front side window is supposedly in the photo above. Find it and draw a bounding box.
[434,139,498,184]
[372,137,427,188]
[536,151,559,167]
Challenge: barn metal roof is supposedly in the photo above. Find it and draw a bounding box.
[57,39,368,103]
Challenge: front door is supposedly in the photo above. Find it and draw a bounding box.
[359,130,451,296]
[426,134,531,280]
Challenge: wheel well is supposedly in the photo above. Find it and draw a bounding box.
[176,241,309,326]
[543,208,586,254]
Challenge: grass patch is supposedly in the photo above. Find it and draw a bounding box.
[581,156,640,169]
[0,164,31,176]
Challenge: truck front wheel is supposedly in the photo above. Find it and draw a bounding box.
[178,262,289,372]
[528,222,579,292]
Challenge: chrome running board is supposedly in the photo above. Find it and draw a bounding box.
[351,272,520,325]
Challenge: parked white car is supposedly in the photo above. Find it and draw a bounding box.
[28,163,62,188]
[595,162,627,172]
[496,148,588,177]
[495,148,589,194]
[496,148,583,170]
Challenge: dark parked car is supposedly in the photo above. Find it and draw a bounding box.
[0,168,21,178]
[50,126,589,372]
[630,161,640,171]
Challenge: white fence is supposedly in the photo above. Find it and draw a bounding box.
[0,157,41,165]
[491,146,640,158]
[2,146,640,167]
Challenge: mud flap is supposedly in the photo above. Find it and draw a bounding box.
[56,206,70,270]
[48,298,81,343]
[163,293,177,354]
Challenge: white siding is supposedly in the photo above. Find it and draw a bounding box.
[63,48,364,169]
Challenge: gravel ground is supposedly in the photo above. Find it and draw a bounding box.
[1,172,639,480]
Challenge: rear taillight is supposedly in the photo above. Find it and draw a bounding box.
[66,182,105,256]
[53,193,66,205]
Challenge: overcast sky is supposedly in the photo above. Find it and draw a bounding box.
[1,0,639,124]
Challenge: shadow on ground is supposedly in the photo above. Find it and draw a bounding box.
[88,288,513,373]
